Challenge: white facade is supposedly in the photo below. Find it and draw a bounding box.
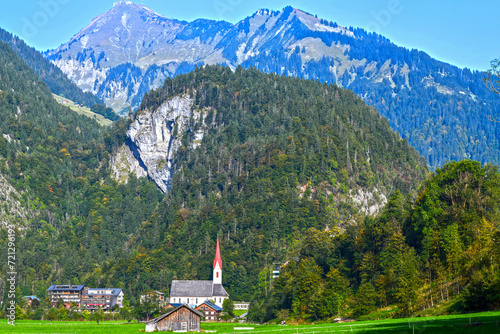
[213,262,222,285]
[170,296,227,308]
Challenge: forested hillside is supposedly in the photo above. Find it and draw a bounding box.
[0,40,162,302]
[2,52,496,321]
[0,28,103,107]
[106,65,428,301]
[0,60,428,309]
[249,160,500,321]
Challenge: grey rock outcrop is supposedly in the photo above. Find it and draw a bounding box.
[0,172,32,225]
[115,95,207,192]
[110,142,147,183]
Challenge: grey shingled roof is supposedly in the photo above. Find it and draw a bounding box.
[171,280,213,297]
[170,280,229,297]
[212,284,228,297]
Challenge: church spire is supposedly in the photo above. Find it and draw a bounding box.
[213,237,222,269]
[213,237,222,284]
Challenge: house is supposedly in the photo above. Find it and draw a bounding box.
[22,296,39,306]
[145,304,203,332]
[140,290,166,304]
[81,288,124,310]
[195,300,222,321]
[170,238,229,308]
[165,303,182,309]
[47,285,85,308]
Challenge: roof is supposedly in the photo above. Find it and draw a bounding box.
[146,304,203,324]
[23,296,39,300]
[167,303,183,308]
[214,237,222,269]
[83,288,122,296]
[142,290,164,296]
[48,285,85,291]
[171,280,213,297]
[170,280,228,297]
[212,284,228,297]
[198,300,223,311]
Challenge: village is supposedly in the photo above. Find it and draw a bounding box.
[18,238,249,331]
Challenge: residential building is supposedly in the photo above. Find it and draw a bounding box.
[47,285,85,308]
[140,290,166,304]
[22,296,39,306]
[195,300,222,321]
[81,288,124,310]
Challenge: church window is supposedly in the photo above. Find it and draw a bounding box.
[216,272,219,278]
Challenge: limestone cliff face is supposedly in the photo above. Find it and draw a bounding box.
[112,95,208,192]
[110,143,147,183]
[0,172,32,226]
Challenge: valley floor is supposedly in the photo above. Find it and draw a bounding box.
[1,311,499,334]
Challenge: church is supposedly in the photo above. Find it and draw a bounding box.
[170,238,229,308]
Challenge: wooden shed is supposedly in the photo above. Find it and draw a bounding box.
[145,303,203,332]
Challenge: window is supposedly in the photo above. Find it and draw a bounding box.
[216,272,219,278]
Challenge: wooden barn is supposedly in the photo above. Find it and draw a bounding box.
[145,304,203,332]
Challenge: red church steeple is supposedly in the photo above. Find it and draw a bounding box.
[213,237,222,269]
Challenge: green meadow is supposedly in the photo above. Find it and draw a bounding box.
[1,311,499,334]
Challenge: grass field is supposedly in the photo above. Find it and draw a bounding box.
[52,93,113,126]
[234,309,248,317]
[0,320,143,333]
[1,311,499,333]
[204,311,500,334]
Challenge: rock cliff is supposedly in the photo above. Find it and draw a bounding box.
[112,95,208,192]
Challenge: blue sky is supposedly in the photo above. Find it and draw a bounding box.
[1,0,498,70]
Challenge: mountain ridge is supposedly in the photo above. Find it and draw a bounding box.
[45,2,500,169]
[0,27,103,107]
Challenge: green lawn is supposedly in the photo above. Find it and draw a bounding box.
[1,312,499,333]
[234,309,248,317]
[203,311,500,334]
[0,320,143,334]
[52,93,113,126]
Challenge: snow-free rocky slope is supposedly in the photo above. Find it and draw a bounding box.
[46,1,500,169]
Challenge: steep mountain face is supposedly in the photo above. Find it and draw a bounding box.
[0,172,33,225]
[126,95,209,192]
[46,2,500,169]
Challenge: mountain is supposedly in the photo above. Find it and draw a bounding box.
[0,27,103,108]
[108,65,428,300]
[46,2,500,170]
[3,35,496,316]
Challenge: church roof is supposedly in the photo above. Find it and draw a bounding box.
[170,280,228,297]
[212,284,228,297]
[214,237,222,269]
